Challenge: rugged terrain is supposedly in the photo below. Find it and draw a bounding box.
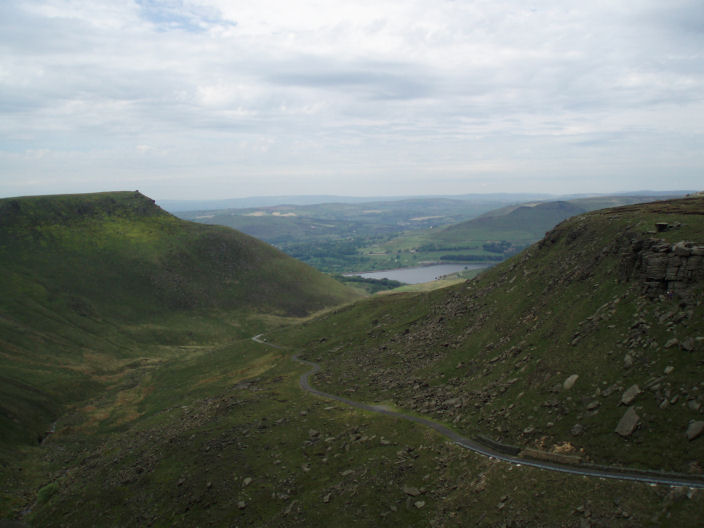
[2,193,704,526]
[278,196,704,474]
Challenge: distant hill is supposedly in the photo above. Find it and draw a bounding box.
[158,193,554,212]
[437,200,587,244]
[0,191,359,459]
[361,194,691,268]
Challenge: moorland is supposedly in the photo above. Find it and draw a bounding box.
[1,191,703,527]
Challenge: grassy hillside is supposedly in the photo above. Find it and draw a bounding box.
[0,191,360,514]
[5,194,704,526]
[276,196,704,473]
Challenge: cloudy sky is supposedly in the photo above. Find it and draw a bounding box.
[1,0,703,200]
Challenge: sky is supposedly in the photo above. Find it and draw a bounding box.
[1,0,703,200]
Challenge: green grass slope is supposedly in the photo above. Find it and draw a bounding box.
[0,191,360,505]
[277,196,704,473]
[8,195,704,527]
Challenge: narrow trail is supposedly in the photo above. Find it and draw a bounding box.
[252,335,704,489]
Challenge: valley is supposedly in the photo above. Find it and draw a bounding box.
[175,193,688,283]
[1,192,703,526]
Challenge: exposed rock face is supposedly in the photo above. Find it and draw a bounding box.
[615,407,640,437]
[620,238,704,301]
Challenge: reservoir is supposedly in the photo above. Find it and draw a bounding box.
[349,263,487,284]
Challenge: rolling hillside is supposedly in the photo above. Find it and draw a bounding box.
[4,193,704,526]
[278,195,704,473]
[0,191,360,507]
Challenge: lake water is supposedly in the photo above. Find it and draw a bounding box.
[349,263,487,284]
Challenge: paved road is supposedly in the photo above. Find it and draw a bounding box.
[252,335,704,489]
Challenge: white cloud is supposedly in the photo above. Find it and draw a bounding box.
[0,0,702,198]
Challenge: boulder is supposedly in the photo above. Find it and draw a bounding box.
[586,401,600,411]
[403,485,421,497]
[615,407,640,437]
[621,385,641,405]
[681,338,696,352]
[563,374,579,390]
[688,400,702,412]
[665,338,679,349]
[686,421,704,441]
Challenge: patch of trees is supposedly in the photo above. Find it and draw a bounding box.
[333,275,405,293]
[482,240,513,253]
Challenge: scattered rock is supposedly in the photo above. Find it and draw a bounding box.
[688,400,702,412]
[571,424,584,436]
[403,485,421,497]
[586,401,600,411]
[686,421,704,441]
[563,374,579,390]
[664,366,675,375]
[523,426,535,434]
[623,354,634,369]
[238,501,246,509]
[322,493,331,503]
[681,338,696,352]
[242,477,252,487]
[414,501,426,509]
[615,407,640,437]
[665,338,679,349]
[621,385,641,405]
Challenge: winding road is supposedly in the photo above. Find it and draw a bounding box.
[252,335,704,489]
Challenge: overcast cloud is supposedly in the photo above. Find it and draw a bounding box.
[1,0,703,199]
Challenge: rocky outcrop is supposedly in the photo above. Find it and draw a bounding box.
[619,237,704,301]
